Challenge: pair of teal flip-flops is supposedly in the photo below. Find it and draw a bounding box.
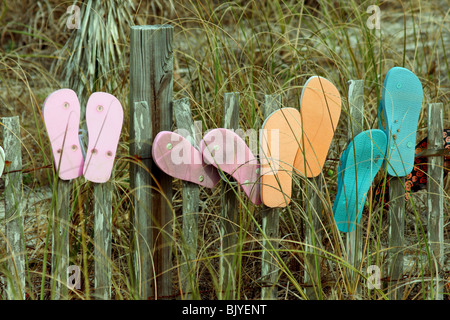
[333,67,423,232]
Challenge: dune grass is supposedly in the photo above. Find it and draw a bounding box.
[0,0,448,300]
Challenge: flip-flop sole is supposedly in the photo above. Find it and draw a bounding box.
[294,76,341,177]
[333,129,387,232]
[201,128,261,204]
[381,67,423,177]
[43,89,84,180]
[260,107,302,208]
[83,92,123,183]
[152,131,220,189]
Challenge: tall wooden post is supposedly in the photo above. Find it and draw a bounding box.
[130,25,174,299]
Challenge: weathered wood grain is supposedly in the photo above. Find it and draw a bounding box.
[130,24,174,299]
[426,103,444,300]
[3,116,25,300]
[51,179,71,300]
[220,92,240,299]
[260,94,281,300]
[129,100,153,299]
[346,80,364,296]
[173,98,200,299]
[94,182,113,300]
[304,176,323,299]
[388,176,405,299]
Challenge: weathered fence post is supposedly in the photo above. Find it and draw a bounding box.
[3,116,25,300]
[304,174,323,299]
[51,180,71,300]
[219,92,240,299]
[426,102,444,300]
[346,80,364,296]
[94,182,113,299]
[130,24,174,299]
[388,179,405,300]
[260,94,281,300]
[173,98,201,299]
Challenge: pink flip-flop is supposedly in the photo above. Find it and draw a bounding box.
[83,92,123,183]
[43,88,84,180]
[152,131,220,188]
[200,128,261,205]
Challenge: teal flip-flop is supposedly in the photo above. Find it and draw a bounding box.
[333,129,387,232]
[378,67,423,177]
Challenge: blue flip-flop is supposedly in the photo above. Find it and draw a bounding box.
[333,129,387,232]
[378,67,423,177]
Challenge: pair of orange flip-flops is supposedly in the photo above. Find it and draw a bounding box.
[260,76,342,207]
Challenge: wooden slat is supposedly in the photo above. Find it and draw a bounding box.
[94,182,113,299]
[52,180,71,300]
[220,92,240,299]
[260,94,281,300]
[304,176,323,299]
[388,176,405,299]
[3,116,25,300]
[173,98,200,299]
[345,80,364,296]
[426,103,444,300]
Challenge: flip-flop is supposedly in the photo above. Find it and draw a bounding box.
[43,88,84,180]
[152,131,220,189]
[83,92,123,183]
[378,67,423,177]
[200,128,261,205]
[294,76,342,177]
[260,107,302,208]
[333,129,387,232]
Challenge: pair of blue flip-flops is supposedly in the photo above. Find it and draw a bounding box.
[333,67,423,232]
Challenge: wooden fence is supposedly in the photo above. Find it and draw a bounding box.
[0,24,446,300]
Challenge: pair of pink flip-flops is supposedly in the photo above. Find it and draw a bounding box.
[43,89,123,183]
[152,128,261,204]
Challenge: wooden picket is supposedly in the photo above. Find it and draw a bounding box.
[426,103,444,300]
[260,94,281,300]
[346,79,364,296]
[219,92,240,299]
[3,116,25,300]
[173,98,201,299]
[0,24,447,301]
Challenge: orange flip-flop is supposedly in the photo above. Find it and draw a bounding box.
[293,76,341,177]
[260,107,302,208]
